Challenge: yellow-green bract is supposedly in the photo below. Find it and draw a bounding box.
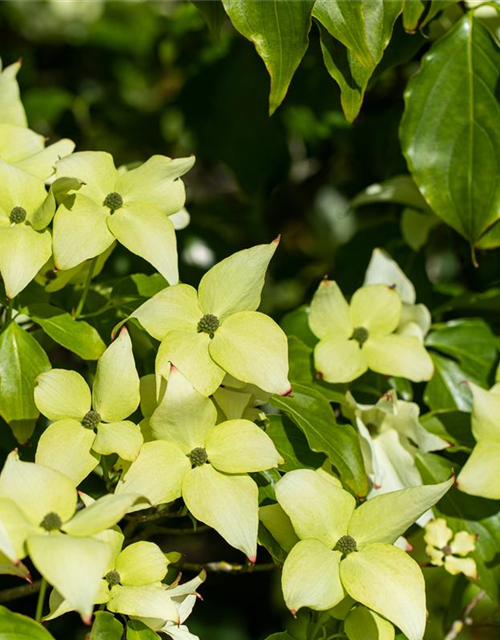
[116,365,283,560]
[132,240,291,396]
[272,469,453,640]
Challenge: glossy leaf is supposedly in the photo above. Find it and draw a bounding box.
[318,1,404,122]
[401,13,500,245]
[0,605,55,640]
[222,0,315,114]
[90,611,124,640]
[0,322,50,442]
[271,383,367,496]
[28,304,106,360]
[192,1,226,41]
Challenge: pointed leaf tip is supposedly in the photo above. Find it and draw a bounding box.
[273,234,281,245]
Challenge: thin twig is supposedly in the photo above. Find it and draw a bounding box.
[0,580,41,603]
[172,560,277,574]
[444,590,486,640]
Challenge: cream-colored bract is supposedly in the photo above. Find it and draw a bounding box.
[34,328,142,484]
[275,469,453,640]
[116,366,283,560]
[457,383,500,499]
[133,240,291,396]
[52,151,194,280]
[308,279,434,383]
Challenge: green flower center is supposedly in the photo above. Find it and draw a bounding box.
[9,206,27,224]
[105,570,121,587]
[40,512,62,531]
[197,314,220,339]
[82,410,101,429]
[189,447,208,467]
[351,326,369,346]
[103,192,123,212]
[335,535,357,556]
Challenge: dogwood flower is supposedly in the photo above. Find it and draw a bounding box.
[52,151,194,281]
[0,161,53,298]
[308,280,434,383]
[132,240,291,396]
[345,605,395,640]
[344,390,447,510]
[116,366,283,560]
[0,452,142,621]
[364,248,431,341]
[274,469,452,640]
[424,518,477,579]
[0,59,74,179]
[46,529,180,624]
[456,382,500,499]
[34,328,142,485]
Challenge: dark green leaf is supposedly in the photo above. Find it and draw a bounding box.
[317,0,403,122]
[402,0,426,31]
[0,605,55,640]
[350,175,430,211]
[420,410,474,451]
[424,353,475,412]
[287,336,313,382]
[280,305,316,348]
[270,383,367,496]
[421,0,460,27]
[313,0,373,67]
[221,0,315,114]
[0,322,50,443]
[416,452,500,602]
[267,414,326,472]
[426,319,497,381]
[258,522,287,565]
[28,303,106,360]
[424,319,497,411]
[127,620,161,639]
[192,0,226,41]
[90,611,124,640]
[401,13,500,245]
[264,634,295,640]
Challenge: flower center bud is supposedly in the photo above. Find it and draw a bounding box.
[103,192,123,212]
[105,570,121,587]
[9,206,27,224]
[189,447,208,467]
[197,314,220,339]
[81,410,101,429]
[40,512,62,531]
[335,535,357,556]
[351,326,369,346]
[442,544,453,556]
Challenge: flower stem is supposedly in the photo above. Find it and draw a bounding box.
[74,257,98,319]
[35,578,47,622]
[0,580,41,603]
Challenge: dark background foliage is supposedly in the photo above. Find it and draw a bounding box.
[1,2,500,638]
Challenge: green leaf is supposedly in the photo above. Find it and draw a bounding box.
[0,322,50,443]
[127,620,162,639]
[0,605,55,639]
[280,305,316,348]
[416,452,500,603]
[350,175,430,212]
[90,611,124,640]
[424,319,497,411]
[288,336,314,382]
[402,0,425,32]
[426,319,497,381]
[267,414,326,472]
[221,0,315,114]
[401,13,500,246]
[313,0,373,67]
[317,0,404,122]
[421,0,460,27]
[192,0,227,41]
[270,383,367,496]
[264,633,295,640]
[28,303,106,360]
